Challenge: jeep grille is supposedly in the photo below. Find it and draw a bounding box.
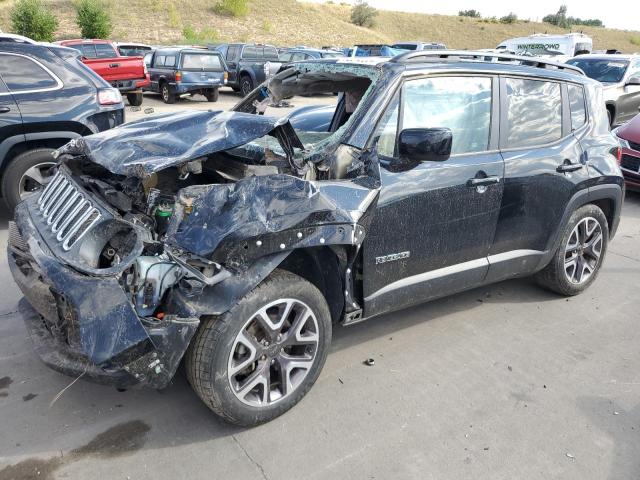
[37,171,101,251]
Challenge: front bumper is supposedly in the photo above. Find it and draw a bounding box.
[8,200,199,389]
[620,149,640,191]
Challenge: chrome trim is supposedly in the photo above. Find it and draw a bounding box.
[365,257,488,302]
[365,249,546,302]
[0,53,64,96]
[36,171,101,251]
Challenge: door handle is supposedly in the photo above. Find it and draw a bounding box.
[0,106,10,113]
[467,176,500,187]
[556,163,583,173]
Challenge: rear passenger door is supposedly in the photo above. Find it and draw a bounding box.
[0,66,23,150]
[363,75,504,316]
[486,77,590,283]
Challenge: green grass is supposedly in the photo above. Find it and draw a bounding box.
[0,0,639,51]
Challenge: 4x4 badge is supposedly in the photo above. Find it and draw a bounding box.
[375,251,410,264]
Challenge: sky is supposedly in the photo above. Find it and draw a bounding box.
[303,0,639,31]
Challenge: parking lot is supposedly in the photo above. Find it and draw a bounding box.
[0,87,639,478]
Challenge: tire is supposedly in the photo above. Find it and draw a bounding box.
[186,269,332,426]
[205,88,219,102]
[126,92,143,106]
[161,82,176,104]
[240,74,254,97]
[2,148,57,212]
[535,204,609,296]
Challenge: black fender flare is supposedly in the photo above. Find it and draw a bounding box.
[538,183,623,270]
[168,222,367,318]
[0,131,81,170]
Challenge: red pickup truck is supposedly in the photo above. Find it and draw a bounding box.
[55,39,150,106]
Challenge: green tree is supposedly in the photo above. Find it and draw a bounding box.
[10,0,58,42]
[500,12,518,24]
[350,0,377,28]
[458,9,481,18]
[76,0,112,39]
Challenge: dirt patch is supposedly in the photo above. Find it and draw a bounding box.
[0,420,151,480]
[0,376,12,397]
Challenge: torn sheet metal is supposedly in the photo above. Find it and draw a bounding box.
[57,110,301,177]
[168,173,379,260]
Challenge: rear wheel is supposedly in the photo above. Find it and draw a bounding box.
[240,74,254,97]
[161,83,176,104]
[126,92,143,106]
[536,204,609,296]
[186,270,332,426]
[2,148,56,212]
[205,88,219,102]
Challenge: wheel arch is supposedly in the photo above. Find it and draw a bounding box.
[277,246,348,324]
[0,131,82,174]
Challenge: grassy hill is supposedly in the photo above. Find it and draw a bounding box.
[1,0,639,52]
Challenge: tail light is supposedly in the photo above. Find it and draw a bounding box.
[175,71,182,82]
[143,62,148,75]
[223,71,228,84]
[97,88,122,105]
[616,146,622,165]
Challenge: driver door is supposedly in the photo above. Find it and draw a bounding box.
[362,75,504,317]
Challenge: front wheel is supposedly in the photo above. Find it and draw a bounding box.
[186,270,332,426]
[536,204,609,296]
[126,92,143,106]
[240,75,254,97]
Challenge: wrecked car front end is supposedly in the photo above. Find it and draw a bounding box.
[8,60,390,389]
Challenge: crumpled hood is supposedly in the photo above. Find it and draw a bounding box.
[57,110,294,176]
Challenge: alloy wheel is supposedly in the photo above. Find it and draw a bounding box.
[19,162,56,201]
[227,298,319,407]
[564,216,603,284]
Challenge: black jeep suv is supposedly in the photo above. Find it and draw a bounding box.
[0,41,124,211]
[8,51,623,426]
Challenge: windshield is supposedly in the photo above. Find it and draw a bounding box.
[181,53,222,70]
[119,46,151,57]
[566,58,629,83]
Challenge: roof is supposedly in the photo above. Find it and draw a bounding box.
[0,33,37,44]
[568,54,637,61]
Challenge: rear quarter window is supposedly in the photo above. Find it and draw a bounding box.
[504,78,562,148]
[263,46,279,61]
[0,54,59,92]
[567,84,587,130]
[95,43,117,58]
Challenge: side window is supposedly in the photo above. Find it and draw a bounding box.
[164,56,176,67]
[226,46,239,61]
[567,84,587,130]
[0,55,58,92]
[376,94,400,158]
[242,46,257,59]
[504,78,562,148]
[95,43,117,58]
[78,44,97,58]
[401,76,492,155]
[279,53,293,62]
[155,55,166,67]
[291,53,306,62]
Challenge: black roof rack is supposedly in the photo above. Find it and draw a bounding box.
[390,50,584,75]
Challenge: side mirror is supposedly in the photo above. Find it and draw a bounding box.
[398,128,452,163]
[626,76,640,86]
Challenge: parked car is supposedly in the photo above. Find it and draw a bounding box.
[613,113,640,190]
[0,41,124,211]
[145,47,227,103]
[0,33,37,44]
[391,41,446,51]
[55,39,150,107]
[566,54,640,126]
[9,51,623,427]
[115,42,153,57]
[343,44,410,57]
[278,47,344,62]
[214,43,281,96]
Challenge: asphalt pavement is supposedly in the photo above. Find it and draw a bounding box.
[0,90,638,479]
